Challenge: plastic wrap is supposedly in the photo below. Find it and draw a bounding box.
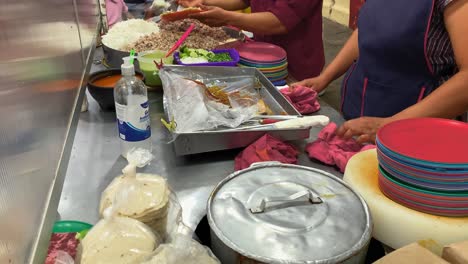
[53,251,74,264]
[159,67,260,133]
[141,234,220,264]
[76,216,159,264]
[99,149,182,240]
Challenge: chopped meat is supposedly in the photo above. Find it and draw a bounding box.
[128,30,223,52]
[159,19,229,42]
[128,19,231,52]
[45,233,79,264]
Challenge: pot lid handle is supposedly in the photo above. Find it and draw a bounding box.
[249,190,323,214]
[249,161,283,168]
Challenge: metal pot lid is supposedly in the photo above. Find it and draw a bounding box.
[207,162,372,264]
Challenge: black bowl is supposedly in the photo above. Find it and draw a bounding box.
[87,69,144,111]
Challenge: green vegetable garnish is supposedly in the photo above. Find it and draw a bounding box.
[209,52,232,62]
[75,229,90,241]
[178,47,232,63]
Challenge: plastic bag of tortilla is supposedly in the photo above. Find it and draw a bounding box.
[79,158,162,264]
[140,233,220,264]
[159,67,260,133]
[99,148,183,240]
[76,215,160,264]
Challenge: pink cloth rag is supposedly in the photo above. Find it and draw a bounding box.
[306,122,376,172]
[235,134,299,171]
[280,86,320,114]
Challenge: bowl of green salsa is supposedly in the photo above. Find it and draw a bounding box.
[136,50,174,87]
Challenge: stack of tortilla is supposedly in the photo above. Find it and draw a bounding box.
[99,173,170,239]
[78,217,159,264]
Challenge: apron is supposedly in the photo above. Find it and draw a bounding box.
[341,0,438,120]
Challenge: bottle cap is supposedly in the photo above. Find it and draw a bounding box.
[121,57,135,76]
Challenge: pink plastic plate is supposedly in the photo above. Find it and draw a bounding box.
[236,41,287,62]
[377,118,468,164]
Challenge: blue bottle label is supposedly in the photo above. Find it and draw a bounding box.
[115,99,151,142]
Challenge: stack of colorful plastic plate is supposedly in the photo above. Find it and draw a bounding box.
[236,41,288,85]
[376,118,468,216]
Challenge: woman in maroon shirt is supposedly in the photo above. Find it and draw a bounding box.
[178,0,325,81]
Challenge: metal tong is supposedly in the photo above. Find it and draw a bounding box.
[221,115,330,132]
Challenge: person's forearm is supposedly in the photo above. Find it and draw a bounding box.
[226,11,287,35]
[392,70,468,120]
[395,0,468,120]
[321,30,359,84]
[203,0,248,11]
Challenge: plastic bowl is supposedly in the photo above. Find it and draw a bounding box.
[87,69,144,111]
[136,50,174,87]
[173,48,240,67]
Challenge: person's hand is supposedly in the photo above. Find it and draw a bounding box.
[336,117,395,144]
[177,0,203,8]
[290,75,329,93]
[189,5,230,27]
[144,8,155,20]
[124,11,134,20]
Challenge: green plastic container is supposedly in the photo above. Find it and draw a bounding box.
[52,220,93,233]
[137,50,174,87]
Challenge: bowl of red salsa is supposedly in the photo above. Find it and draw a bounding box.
[87,69,144,111]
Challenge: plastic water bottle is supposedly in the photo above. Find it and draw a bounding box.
[114,57,152,158]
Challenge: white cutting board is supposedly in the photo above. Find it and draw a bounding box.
[343,149,468,249]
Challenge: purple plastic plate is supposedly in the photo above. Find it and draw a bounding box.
[173,49,240,67]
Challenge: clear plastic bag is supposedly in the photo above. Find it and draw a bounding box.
[76,216,160,264]
[99,148,183,241]
[81,156,161,263]
[159,67,260,133]
[141,234,220,264]
[77,149,186,263]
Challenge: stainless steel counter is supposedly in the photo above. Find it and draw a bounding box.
[57,49,345,231]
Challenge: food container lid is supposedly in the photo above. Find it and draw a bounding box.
[52,220,93,234]
[207,162,372,263]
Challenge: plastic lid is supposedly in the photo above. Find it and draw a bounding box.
[121,57,135,76]
[52,220,93,233]
[207,162,372,263]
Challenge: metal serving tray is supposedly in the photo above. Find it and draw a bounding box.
[163,66,310,155]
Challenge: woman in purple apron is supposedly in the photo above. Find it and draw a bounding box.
[294,0,468,143]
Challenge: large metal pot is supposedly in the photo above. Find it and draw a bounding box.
[102,44,136,69]
[207,162,373,264]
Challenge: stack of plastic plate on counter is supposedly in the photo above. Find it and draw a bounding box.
[236,41,288,86]
[376,118,468,216]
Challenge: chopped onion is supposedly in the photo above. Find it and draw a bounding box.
[180,57,209,64]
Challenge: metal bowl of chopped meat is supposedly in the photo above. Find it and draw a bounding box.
[129,19,244,53]
[103,19,245,69]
